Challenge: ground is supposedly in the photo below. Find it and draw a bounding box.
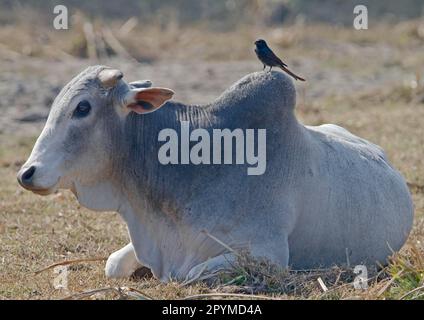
[0,23,424,300]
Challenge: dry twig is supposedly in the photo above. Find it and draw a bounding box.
[34,257,107,275]
[182,292,281,300]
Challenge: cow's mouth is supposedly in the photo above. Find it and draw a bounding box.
[31,186,58,195]
[17,177,60,196]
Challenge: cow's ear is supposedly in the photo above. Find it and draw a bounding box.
[124,87,174,114]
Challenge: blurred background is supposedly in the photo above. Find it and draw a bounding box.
[0,0,424,133]
[1,0,424,299]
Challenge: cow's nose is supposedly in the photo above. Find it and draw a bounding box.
[18,165,36,187]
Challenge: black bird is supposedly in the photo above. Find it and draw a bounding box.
[254,39,305,81]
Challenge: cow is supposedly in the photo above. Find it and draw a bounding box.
[17,65,414,282]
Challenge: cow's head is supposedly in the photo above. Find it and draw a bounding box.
[17,65,174,196]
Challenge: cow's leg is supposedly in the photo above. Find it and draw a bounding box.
[250,236,290,268]
[184,253,236,283]
[184,236,290,282]
[105,243,143,278]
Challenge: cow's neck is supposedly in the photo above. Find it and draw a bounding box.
[118,102,301,219]
[117,103,205,202]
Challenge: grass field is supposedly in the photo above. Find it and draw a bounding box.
[1,21,424,300]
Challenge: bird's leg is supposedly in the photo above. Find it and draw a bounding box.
[263,64,266,71]
[269,66,273,72]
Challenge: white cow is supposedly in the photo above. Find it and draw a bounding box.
[17,66,414,281]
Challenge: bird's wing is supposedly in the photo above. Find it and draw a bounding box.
[266,48,288,67]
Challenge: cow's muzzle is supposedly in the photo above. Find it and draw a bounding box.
[17,165,58,195]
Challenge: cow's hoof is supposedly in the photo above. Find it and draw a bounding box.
[105,251,139,278]
[132,266,153,280]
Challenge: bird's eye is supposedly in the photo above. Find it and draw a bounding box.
[73,100,91,118]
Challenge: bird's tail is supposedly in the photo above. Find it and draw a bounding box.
[280,65,306,82]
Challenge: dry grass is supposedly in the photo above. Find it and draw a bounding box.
[1,14,424,64]
[1,19,424,299]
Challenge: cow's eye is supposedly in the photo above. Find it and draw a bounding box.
[73,100,91,118]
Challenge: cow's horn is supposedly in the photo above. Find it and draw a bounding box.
[98,68,123,88]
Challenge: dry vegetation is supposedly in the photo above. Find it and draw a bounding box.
[1,12,424,300]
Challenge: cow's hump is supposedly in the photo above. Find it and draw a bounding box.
[214,71,296,112]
